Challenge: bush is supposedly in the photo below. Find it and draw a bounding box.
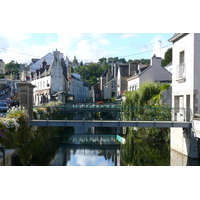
[0,106,32,148]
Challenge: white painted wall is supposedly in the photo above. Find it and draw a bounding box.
[32,75,51,93]
[127,56,171,91]
[171,34,195,120]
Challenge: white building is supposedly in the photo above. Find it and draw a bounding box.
[31,50,69,105]
[31,50,90,105]
[127,55,172,91]
[169,33,200,158]
[69,73,90,102]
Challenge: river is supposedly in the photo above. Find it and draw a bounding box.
[20,125,200,166]
[28,126,170,166]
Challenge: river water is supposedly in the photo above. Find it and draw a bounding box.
[47,126,171,166]
[46,126,200,166]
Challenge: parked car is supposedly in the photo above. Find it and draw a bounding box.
[10,100,20,107]
[0,103,9,112]
[1,100,11,108]
[5,98,11,101]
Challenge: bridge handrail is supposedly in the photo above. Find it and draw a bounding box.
[33,104,192,122]
[33,105,187,110]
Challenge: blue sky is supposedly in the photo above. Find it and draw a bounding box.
[0,33,173,64]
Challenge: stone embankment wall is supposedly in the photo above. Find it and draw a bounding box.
[170,127,199,158]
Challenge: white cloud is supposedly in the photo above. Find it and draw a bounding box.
[120,33,138,39]
[90,33,111,46]
[0,33,33,63]
[75,39,113,62]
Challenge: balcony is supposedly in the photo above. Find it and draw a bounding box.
[176,63,186,82]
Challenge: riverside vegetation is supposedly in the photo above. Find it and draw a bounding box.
[120,82,171,165]
[0,82,171,165]
[122,82,171,142]
[0,101,73,165]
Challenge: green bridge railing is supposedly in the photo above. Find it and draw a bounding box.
[33,104,191,122]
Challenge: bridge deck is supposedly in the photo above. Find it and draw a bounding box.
[30,120,191,128]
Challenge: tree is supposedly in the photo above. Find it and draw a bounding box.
[4,61,21,76]
[74,62,105,85]
[119,58,127,63]
[162,48,172,67]
[99,57,107,65]
[72,56,78,65]
[128,59,150,65]
[101,60,109,69]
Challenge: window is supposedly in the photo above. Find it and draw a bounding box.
[112,81,115,89]
[176,50,186,81]
[180,51,185,65]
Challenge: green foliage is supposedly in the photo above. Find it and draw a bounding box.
[0,107,31,149]
[72,56,78,65]
[74,62,106,85]
[123,82,170,108]
[0,74,5,79]
[120,132,170,166]
[4,60,21,75]
[128,59,150,65]
[33,101,65,120]
[122,82,171,142]
[111,97,116,102]
[162,48,172,67]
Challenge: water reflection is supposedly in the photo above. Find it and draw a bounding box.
[50,126,122,166]
[48,126,200,166]
[50,147,120,166]
[120,133,170,166]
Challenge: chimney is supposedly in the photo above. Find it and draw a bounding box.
[113,63,118,78]
[151,54,162,68]
[42,59,47,68]
[106,68,111,82]
[129,62,137,76]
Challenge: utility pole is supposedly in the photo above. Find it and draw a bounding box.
[158,40,162,57]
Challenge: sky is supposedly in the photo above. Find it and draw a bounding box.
[0,33,174,65]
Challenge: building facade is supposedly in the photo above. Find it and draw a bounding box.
[31,50,69,105]
[31,50,90,105]
[127,55,172,92]
[169,33,200,158]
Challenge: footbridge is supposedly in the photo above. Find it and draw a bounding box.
[31,105,191,128]
[30,119,191,128]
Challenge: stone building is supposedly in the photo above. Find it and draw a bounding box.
[31,50,90,105]
[31,50,69,105]
[100,62,139,100]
